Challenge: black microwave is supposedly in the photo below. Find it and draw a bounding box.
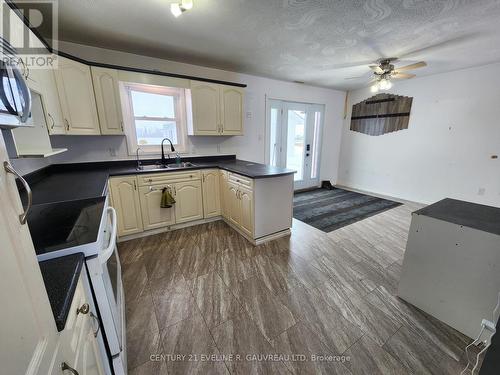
[0,37,32,129]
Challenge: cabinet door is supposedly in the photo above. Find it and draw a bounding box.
[91,67,124,135]
[219,171,228,219]
[221,86,244,135]
[54,57,100,135]
[174,180,203,224]
[190,81,220,135]
[139,185,176,230]
[227,182,241,227]
[27,65,66,135]
[202,170,221,218]
[0,149,59,375]
[109,176,143,236]
[239,186,254,237]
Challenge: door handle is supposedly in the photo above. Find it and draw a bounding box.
[90,311,101,337]
[4,161,32,224]
[61,362,79,375]
[98,207,117,264]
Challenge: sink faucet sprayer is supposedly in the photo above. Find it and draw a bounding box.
[161,138,176,166]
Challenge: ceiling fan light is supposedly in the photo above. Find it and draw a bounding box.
[379,79,392,90]
[181,0,193,10]
[370,83,379,93]
[171,3,183,17]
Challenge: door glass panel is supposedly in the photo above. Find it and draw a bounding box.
[286,109,306,181]
[269,108,279,167]
[310,111,321,179]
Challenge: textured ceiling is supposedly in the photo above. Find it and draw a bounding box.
[35,0,500,89]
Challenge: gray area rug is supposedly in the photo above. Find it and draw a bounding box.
[293,188,402,232]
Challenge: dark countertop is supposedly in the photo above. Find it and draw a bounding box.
[414,198,500,236]
[38,253,85,332]
[20,155,295,205]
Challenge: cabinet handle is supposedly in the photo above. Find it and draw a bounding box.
[90,311,101,337]
[133,180,137,190]
[120,121,124,132]
[61,362,79,375]
[64,118,70,131]
[4,161,32,225]
[174,186,177,196]
[77,303,89,315]
[48,113,55,129]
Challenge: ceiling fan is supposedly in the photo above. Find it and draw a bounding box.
[345,58,427,92]
[367,58,426,92]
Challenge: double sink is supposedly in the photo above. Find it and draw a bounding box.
[137,161,199,172]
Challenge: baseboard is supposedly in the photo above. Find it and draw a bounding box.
[335,184,425,206]
[117,216,222,242]
[222,218,291,245]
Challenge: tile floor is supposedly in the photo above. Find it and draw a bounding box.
[119,203,476,375]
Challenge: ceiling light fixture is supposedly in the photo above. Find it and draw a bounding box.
[371,77,392,92]
[171,0,193,17]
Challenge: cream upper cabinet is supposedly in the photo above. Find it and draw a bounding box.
[202,169,221,218]
[139,185,176,230]
[109,176,143,236]
[189,81,244,136]
[239,185,254,236]
[26,63,66,135]
[190,81,220,135]
[220,85,244,135]
[174,180,204,224]
[91,67,124,135]
[54,57,100,135]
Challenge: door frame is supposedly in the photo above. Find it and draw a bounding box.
[265,97,325,190]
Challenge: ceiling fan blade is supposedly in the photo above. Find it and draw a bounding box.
[369,65,384,74]
[395,61,427,71]
[392,72,416,79]
[345,76,365,80]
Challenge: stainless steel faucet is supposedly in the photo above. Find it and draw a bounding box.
[136,147,143,170]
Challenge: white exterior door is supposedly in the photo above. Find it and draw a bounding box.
[0,134,60,375]
[267,99,324,190]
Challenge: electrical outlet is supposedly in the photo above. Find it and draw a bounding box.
[478,187,486,196]
[217,144,221,153]
[246,111,252,119]
[109,148,116,157]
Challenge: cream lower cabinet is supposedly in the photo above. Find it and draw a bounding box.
[174,180,204,224]
[226,178,254,237]
[109,176,143,236]
[139,185,176,230]
[59,272,106,375]
[202,169,221,218]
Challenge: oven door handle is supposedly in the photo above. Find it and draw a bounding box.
[98,206,117,264]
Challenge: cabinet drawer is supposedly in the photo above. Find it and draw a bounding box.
[138,171,201,186]
[228,172,253,189]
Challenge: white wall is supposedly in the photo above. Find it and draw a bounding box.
[338,62,500,207]
[48,41,346,183]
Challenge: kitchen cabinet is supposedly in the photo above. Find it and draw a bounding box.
[139,185,176,230]
[109,176,143,236]
[91,67,124,135]
[59,274,106,375]
[1,157,60,375]
[202,169,221,218]
[220,85,244,135]
[226,174,254,237]
[190,81,220,135]
[174,180,204,224]
[54,56,101,135]
[239,186,254,236]
[219,170,229,219]
[26,62,66,135]
[189,81,244,136]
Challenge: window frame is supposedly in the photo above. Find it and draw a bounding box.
[122,82,188,155]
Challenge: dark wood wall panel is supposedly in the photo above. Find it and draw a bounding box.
[350,94,413,136]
